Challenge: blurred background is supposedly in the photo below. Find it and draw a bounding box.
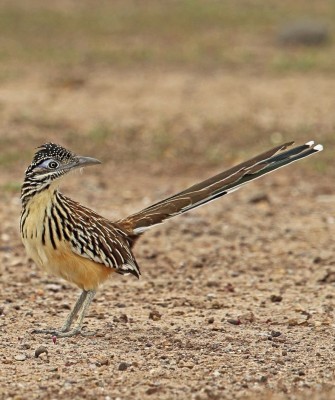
[0,0,333,189]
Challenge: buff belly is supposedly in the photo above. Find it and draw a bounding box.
[23,236,113,291]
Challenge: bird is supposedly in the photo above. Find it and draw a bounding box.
[20,140,322,337]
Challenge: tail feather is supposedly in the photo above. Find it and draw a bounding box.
[119,141,322,234]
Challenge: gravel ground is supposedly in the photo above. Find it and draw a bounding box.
[0,70,334,399]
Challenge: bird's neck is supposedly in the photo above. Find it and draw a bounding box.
[21,179,59,208]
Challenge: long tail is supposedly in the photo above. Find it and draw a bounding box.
[119,140,323,234]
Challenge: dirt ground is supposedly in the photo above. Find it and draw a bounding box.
[0,68,334,400]
[0,2,335,398]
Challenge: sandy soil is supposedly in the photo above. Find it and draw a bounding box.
[0,70,334,400]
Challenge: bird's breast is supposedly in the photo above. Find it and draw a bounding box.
[20,191,112,290]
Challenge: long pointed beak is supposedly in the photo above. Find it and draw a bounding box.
[76,156,102,167]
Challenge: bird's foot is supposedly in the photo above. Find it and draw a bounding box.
[32,328,64,335]
[52,327,96,338]
[32,327,96,338]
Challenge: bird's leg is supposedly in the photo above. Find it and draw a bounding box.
[55,290,96,338]
[32,290,88,335]
[59,290,88,332]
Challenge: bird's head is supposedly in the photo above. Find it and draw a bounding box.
[21,143,101,203]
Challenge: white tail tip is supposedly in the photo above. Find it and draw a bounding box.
[305,140,315,146]
[314,144,323,151]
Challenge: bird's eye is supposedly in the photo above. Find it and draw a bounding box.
[38,159,60,169]
[48,161,59,169]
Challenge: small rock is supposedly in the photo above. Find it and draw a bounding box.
[145,251,158,260]
[19,343,31,350]
[258,332,270,340]
[224,283,235,292]
[46,284,62,292]
[206,280,220,288]
[118,362,129,371]
[206,293,216,300]
[149,310,162,321]
[271,330,281,338]
[208,317,214,324]
[273,334,287,343]
[35,346,48,358]
[288,317,308,326]
[96,358,110,367]
[270,295,283,303]
[15,354,26,361]
[227,318,241,326]
[119,313,128,323]
[248,192,270,204]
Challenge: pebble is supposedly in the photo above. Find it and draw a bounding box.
[19,343,31,350]
[273,335,286,343]
[270,295,283,303]
[119,313,128,323]
[149,310,162,321]
[258,332,270,340]
[248,192,270,204]
[15,354,26,361]
[118,362,129,371]
[227,318,241,325]
[35,346,48,358]
[192,261,204,269]
[45,284,62,292]
[206,281,220,288]
[96,358,110,366]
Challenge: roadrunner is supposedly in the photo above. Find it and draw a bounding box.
[21,140,322,337]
